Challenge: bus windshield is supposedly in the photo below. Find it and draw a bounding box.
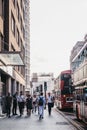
[61,73,73,94]
[61,86,73,94]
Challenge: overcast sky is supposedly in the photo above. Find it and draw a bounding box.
[30,0,87,78]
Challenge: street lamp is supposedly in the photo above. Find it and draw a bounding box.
[44,82,47,108]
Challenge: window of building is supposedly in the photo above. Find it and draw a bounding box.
[11,13,15,36]
[0,0,4,17]
[23,27,25,39]
[16,82,19,93]
[13,0,15,7]
[16,2,19,21]
[4,41,9,51]
[11,44,15,51]
[0,33,3,51]
[20,17,23,32]
[21,66,25,77]
[0,33,8,51]
[21,43,25,59]
[20,0,23,10]
[0,34,1,51]
[23,7,25,20]
[16,28,19,45]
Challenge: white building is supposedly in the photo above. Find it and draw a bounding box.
[31,73,54,96]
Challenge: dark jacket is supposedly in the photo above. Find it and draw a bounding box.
[26,97,32,109]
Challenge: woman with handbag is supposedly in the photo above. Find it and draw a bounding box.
[26,94,33,116]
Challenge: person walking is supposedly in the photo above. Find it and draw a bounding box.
[12,92,18,115]
[26,94,33,116]
[47,92,54,116]
[17,91,25,116]
[32,94,37,113]
[1,95,7,114]
[6,92,12,118]
[38,92,45,120]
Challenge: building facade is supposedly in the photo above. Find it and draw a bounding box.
[31,73,54,96]
[70,41,85,62]
[70,36,86,72]
[0,0,30,96]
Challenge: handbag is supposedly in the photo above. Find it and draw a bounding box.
[51,102,54,107]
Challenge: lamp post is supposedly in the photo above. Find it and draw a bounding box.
[44,82,47,109]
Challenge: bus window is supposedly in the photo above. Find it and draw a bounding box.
[76,95,81,100]
[61,86,73,94]
[83,94,87,102]
[83,88,87,102]
[83,88,87,93]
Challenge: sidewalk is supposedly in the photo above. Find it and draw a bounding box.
[0,106,77,130]
[55,107,84,130]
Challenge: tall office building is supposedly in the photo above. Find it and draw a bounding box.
[24,0,30,93]
[0,0,30,96]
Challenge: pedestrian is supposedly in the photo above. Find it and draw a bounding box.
[6,92,12,118]
[47,92,54,116]
[26,94,33,116]
[32,94,37,113]
[38,92,45,120]
[1,95,7,114]
[17,91,25,116]
[12,92,18,115]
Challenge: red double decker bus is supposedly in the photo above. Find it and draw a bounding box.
[56,70,73,110]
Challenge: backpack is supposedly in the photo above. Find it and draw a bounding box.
[38,97,43,106]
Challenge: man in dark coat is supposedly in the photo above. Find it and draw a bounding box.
[6,92,12,118]
[26,94,33,116]
[12,92,18,115]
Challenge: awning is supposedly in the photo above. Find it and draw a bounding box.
[0,51,24,66]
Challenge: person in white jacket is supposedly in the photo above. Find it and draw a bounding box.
[17,91,25,116]
[47,92,54,116]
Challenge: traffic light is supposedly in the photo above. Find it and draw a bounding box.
[36,86,39,92]
[44,82,47,87]
[44,82,47,91]
[40,84,43,92]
